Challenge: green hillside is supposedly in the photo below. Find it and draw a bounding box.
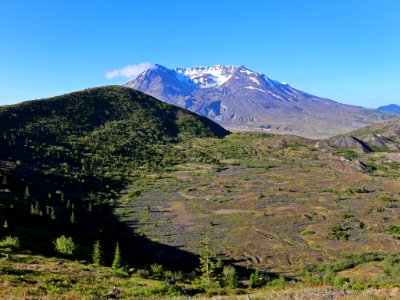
[0,86,228,266]
[2,87,400,298]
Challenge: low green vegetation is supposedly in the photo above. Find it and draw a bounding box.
[0,236,20,251]
[333,148,359,160]
[378,195,398,203]
[300,229,316,235]
[2,86,400,297]
[54,236,76,256]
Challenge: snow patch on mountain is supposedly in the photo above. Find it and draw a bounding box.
[268,92,285,101]
[246,86,266,93]
[175,71,197,86]
[249,77,260,85]
[240,69,256,75]
[176,65,238,88]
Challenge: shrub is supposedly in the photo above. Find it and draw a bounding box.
[349,278,366,291]
[382,254,400,277]
[267,276,286,289]
[223,265,241,288]
[333,275,346,287]
[303,271,321,285]
[54,235,76,256]
[330,224,350,240]
[137,268,150,278]
[334,148,358,160]
[379,196,397,203]
[150,263,164,279]
[131,282,185,297]
[249,270,264,289]
[385,225,400,235]
[341,213,354,219]
[300,229,316,235]
[0,236,20,250]
[322,268,336,285]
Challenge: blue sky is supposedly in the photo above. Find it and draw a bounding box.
[0,0,399,107]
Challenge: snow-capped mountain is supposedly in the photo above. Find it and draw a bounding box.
[175,65,239,88]
[124,64,394,138]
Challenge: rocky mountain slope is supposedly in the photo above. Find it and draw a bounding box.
[124,64,394,139]
[340,116,400,151]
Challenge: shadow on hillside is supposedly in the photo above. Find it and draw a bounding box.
[1,165,199,271]
[1,159,287,277]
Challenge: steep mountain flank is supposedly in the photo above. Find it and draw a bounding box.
[125,64,394,138]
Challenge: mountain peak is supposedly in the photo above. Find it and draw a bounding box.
[124,64,394,138]
[128,64,280,89]
[175,65,240,88]
[378,104,400,114]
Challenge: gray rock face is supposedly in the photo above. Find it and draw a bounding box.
[315,140,333,150]
[124,64,393,139]
[352,159,369,172]
[274,139,287,149]
[330,136,372,153]
[362,134,400,151]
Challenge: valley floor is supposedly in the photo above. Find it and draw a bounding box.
[115,133,400,275]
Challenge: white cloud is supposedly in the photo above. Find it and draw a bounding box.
[105,62,154,79]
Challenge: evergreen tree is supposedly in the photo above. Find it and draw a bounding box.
[214,257,224,284]
[3,220,8,229]
[198,237,219,286]
[223,265,241,288]
[50,207,56,220]
[249,270,264,288]
[92,240,102,266]
[24,186,30,199]
[70,210,76,224]
[112,242,122,269]
[30,200,40,215]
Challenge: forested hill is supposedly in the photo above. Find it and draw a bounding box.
[0,85,228,180]
[0,85,228,141]
[0,86,228,265]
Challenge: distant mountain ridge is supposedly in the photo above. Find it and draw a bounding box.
[124,64,394,139]
[378,104,400,114]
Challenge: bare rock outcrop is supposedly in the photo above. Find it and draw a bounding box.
[362,134,400,151]
[274,139,287,149]
[330,135,372,153]
[314,140,333,150]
